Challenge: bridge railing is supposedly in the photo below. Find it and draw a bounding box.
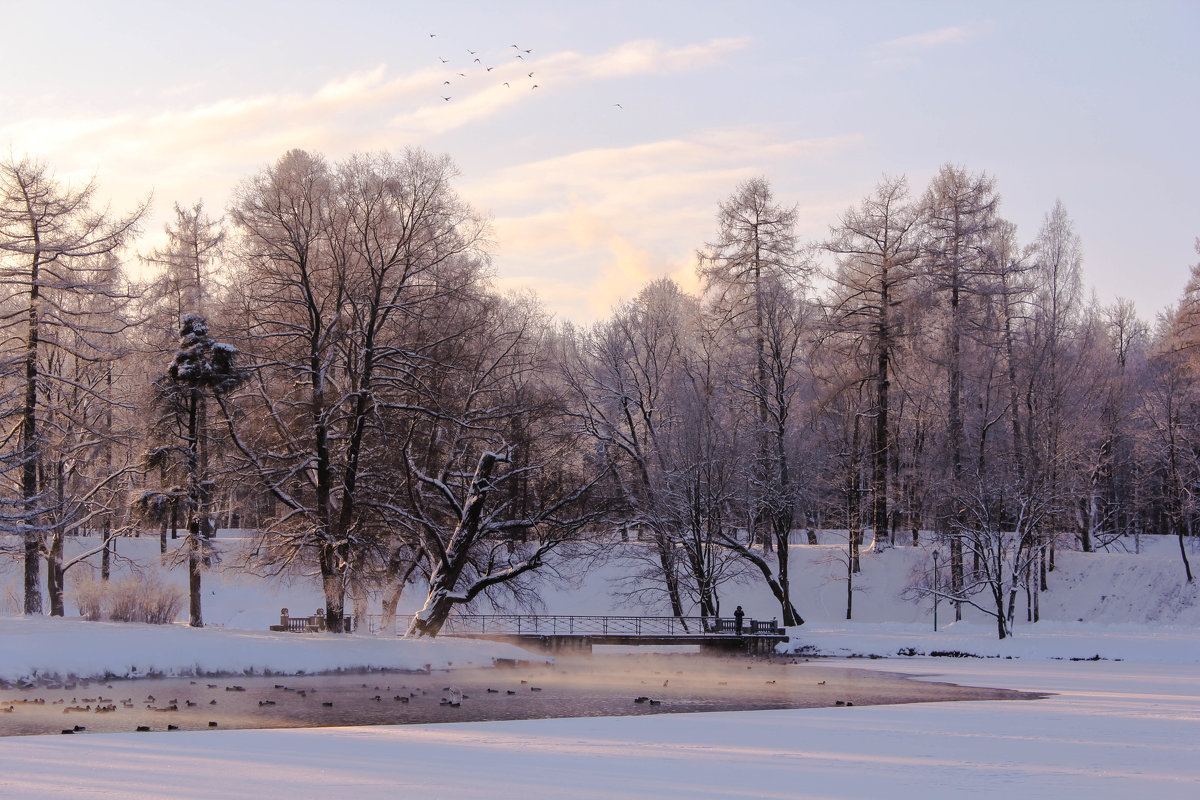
[365,614,781,637]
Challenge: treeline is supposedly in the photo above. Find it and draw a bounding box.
[1,152,1196,639]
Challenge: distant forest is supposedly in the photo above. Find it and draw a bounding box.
[2,151,1197,639]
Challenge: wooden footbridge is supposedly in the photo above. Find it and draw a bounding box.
[379,614,789,655]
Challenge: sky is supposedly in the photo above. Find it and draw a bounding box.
[2,0,1198,323]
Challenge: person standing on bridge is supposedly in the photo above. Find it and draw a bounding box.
[734,606,745,635]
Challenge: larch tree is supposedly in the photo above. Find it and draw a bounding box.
[136,200,227,557]
[824,175,923,552]
[697,177,807,626]
[0,155,144,614]
[919,164,1000,620]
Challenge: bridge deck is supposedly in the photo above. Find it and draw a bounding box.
[369,614,783,637]
[362,614,787,654]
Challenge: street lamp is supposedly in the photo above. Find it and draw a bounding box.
[932,549,940,632]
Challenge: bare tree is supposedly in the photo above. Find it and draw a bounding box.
[224,149,488,633]
[388,294,606,637]
[919,164,1000,619]
[0,156,145,614]
[562,279,698,618]
[698,178,808,626]
[824,175,922,551]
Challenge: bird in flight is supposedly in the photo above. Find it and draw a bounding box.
[486,66,494,71]
[467,49,476,54]
[531,84,539,90]
[439,57,448,63]
[429,33,437,38]
[443,80,451,85]
[528,72,534,78]
[473,58,481,63]
[503,82,510,87]
[614,103,623,109]
[442,96,451,101]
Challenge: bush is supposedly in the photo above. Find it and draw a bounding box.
[72,572,107,621]
[71,573,184,624]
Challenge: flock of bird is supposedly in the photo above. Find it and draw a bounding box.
[0,664,853,736]
[430,35,542,103]
[0,677,566,734]
[427,34,623,111]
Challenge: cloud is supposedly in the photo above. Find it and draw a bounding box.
[1,33,748,207]
[571,37,750,79]
[470,129,862,322]
[0,35,817,321]
[865,23,990,69]
[875,25,978,54]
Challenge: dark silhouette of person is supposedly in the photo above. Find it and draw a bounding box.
[734,605,745,635]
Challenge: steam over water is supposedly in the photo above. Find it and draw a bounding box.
[0,651,1040,737]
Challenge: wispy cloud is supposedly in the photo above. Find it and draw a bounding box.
[470,130,862,321]
[878,25,976,53]
[571,37,750,79]
[0,34,794,320]
[866,23,989,67]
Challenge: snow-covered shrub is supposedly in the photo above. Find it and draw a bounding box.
[141,578,185,624]
[107,576,184,624]
[71,574,184,624]
[72,572,107,621]
[2,580,21,614]
[105,578,142,622]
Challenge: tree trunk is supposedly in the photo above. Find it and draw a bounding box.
[1178,523,1195,583]
[872,276,890,552]
[186,389,204,628]
[845,546,853,620]
[102,524,111,581]
[22,250,42,615]
[188,532,203,628]
[319,541,347,633]
[47,531,65,617]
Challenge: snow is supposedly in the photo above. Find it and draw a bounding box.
[0,615,542,685]
[1,658,1197,798]
[781,619,1200,664]
[1,532,1199,797]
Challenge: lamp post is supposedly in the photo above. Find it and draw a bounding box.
[932,549,940,632]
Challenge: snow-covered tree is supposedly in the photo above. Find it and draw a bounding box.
[158,314,244,626]
[0,155,145,614]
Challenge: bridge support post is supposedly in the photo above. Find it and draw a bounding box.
[538,636,592,654]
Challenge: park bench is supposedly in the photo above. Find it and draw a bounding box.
[269,608,354,633]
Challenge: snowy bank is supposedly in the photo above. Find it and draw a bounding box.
[0,615,544,685]
[780,619,1200,664]
[3,657,1198,799]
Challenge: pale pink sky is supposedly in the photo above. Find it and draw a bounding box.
[3,0,1197,322]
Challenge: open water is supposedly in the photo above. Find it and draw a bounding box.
[0,650,1041,737]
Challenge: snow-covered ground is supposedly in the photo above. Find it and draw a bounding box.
[1,532,1199,797]
[1,656,1197,799]
[0,615,540,685]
